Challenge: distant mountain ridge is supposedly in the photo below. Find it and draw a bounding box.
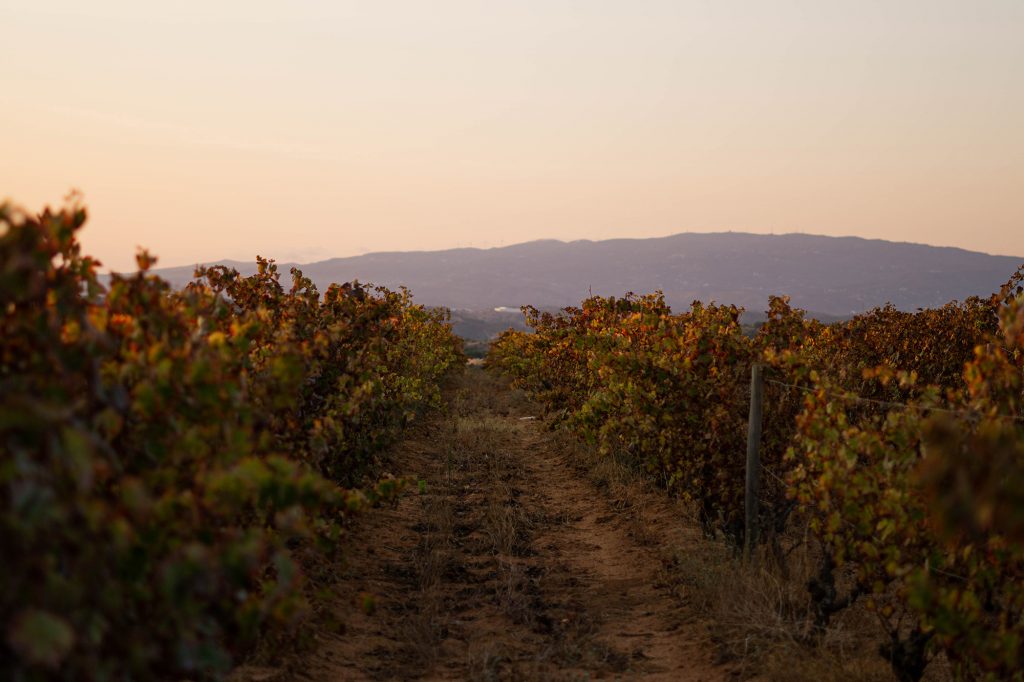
[147,232,1022,318]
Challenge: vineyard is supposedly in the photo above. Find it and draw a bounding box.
[488,273,1024,681]
[0,199,462,679]
[4,197,1024,682]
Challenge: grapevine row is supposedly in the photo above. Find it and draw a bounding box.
[0,199,462,679]
[489,273,1024,680]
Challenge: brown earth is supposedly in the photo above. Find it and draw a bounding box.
[236,368,731,681]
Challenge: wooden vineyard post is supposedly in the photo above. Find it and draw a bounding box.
[744,363,765,563]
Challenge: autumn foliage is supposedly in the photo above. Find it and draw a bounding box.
[490,272,1024,680]
[0,199,461,679]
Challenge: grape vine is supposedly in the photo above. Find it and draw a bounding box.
[0,199,462,679]
[490,270,1024,680]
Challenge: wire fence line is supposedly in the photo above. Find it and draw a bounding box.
[740,363,997,583]
[762,375,1024,423]
[760,463,788,488]
[757,462,971,583]
[677,359,1017,582]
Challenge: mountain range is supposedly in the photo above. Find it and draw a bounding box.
[147,232,1022,338]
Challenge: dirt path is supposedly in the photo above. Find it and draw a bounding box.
[241,369,729,681]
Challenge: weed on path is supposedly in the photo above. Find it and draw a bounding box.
[234,369,727,681]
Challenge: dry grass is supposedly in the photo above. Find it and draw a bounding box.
[465,644,510,682]
[398,462,457,669]
[393,375,551,677]
[667,545,893,680]
[555,430,960,682]
[240,369,739,680]
[455,374,642,674]
[680,527,957,681]
[462,415,539,628]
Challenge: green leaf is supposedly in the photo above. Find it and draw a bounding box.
[7,609,75,669]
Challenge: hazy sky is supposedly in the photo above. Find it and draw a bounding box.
[2,1,1022,271]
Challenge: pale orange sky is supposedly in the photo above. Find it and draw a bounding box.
[2,1,1022,271]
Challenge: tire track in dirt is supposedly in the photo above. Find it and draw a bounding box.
[236,369,728,681]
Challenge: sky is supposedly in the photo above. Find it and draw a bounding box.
[1,0,1022,271]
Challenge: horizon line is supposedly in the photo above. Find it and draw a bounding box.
[126,229,1024,274]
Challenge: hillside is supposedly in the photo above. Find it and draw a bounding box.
[147,232,1022,319]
